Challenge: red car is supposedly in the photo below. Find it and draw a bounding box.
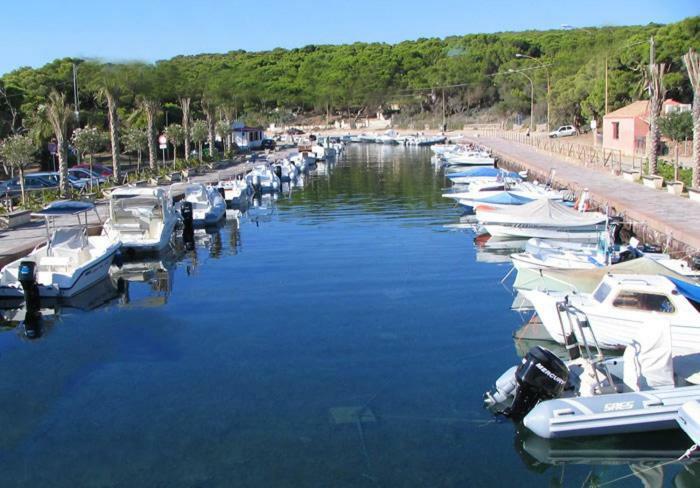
[73,163,113,177]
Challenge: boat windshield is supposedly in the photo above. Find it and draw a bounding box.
[612,291,675,313]
[593,282,611,303]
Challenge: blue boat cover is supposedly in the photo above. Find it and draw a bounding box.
[667,276,700,303]
[475,192,534,205]
[447,168,521,180]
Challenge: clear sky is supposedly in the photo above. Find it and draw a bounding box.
[1,0,697,75]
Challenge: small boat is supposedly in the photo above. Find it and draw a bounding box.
[446,167,521,185]
[520,273,700,355]
[476,199,607,241]
[0,201,121,299]
[290,150,316,171]
[103,186,178,251]
[171,183,226,226]
[246,164,281,193]
[485,306,700,439]
[443,181,565,211]
[217,176,253,207]
[272,159,300,182]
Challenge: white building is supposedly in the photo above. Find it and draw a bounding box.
[231,121,265,149]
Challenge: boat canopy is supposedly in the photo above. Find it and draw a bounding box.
[474,192,534,206]
[478,199,606,226]
[32,200,95,217]
[667,276,700,304]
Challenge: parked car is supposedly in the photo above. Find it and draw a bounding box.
[260,139,276,150]
[73,163,113,177]
[548,125,577,138]
[69,167,107,185]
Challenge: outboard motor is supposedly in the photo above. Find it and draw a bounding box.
[18,261,41,339]
[274,165,283,180]
[503,346,569,420]
[217,187,225,199]
[181,201,194,249]
[691,255,700,271]
[253,174,262,194]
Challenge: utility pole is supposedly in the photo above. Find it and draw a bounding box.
[650,36,655,68]
[72,63,80,124]
[441,89,446,132]
[604,56,609,115]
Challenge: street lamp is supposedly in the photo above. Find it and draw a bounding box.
[515,53,551,131]
[508,69,535,133]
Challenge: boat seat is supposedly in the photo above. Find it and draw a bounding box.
[39,255,72,268]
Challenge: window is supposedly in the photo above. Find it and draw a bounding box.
[612,122,620,140]
[593,282,612,303]
[612,291,675,313]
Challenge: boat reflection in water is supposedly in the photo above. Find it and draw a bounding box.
[515,428,700,487]
[474,234,528,264]
[0,275,123,339]
[111,250,179,308]
[246,194,276,225]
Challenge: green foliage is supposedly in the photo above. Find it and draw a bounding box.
[659,111,693,142]
[190,120,207,143]
[122,126,148,153]
[0,16,697,146]
[71,126,107,157]
[0,132,36,170]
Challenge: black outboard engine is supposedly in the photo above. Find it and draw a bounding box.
[217,187,225,199]
[504,346,569,420]
[18,261,42,339]
[274,165,283,180]
[181,201,194,250]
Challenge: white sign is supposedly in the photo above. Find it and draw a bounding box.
[159,144,167,150]
[158,134,167,145]
[590,119,597,130]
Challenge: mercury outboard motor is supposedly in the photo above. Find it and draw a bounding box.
[503,346,569,420]
[274,165,283,180]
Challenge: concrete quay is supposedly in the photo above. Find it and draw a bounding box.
[469,134,700,256]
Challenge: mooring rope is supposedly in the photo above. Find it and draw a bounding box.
[596,444,697,487]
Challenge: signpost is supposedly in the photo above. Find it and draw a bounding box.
[48,141,57,172]
[158,134,167,166]
[590,119,598,147]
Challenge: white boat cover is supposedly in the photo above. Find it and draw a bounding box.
[513,257,693,293]
[50,227,87,251]
[477,199,606,227]
[622,317,674,391]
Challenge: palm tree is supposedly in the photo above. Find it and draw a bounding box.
[179,97,191,160]
[164,123,185,161]
[646,63,667,176]
[96,83,121,180]
[683,48,700,189]
[138,96,160,170]
[215,119,232,154]
[0,133,37,205]
[202,99,217,160]
[190,120,208,160]
[42,90,72,195]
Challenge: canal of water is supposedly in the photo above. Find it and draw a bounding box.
[0,145,696,487]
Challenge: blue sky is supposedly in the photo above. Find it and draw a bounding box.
[1,0,697,75]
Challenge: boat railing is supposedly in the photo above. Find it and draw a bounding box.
[556,300,618,394]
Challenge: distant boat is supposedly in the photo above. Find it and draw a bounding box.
[171,183,226,226]
[246,164,281,193]
[218,177,253,207]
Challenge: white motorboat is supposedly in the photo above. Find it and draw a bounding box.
[520,274,700,355]
[246,164,281,193]
[171,183,226,226]
[102,186,178,251]
[272,159,300,182]
[290,151,316,172]
[443,181,565,210]
[217,176,252,207]
[311,140,336,160]
[476,199,607,241]
[442,151,495,167]
[0,201,121,299]
[485,310,700,439]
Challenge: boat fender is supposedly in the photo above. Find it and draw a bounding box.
[503,346,569,420]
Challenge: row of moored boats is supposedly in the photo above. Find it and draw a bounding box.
[439,143,700,446]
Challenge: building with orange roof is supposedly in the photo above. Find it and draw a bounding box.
[602,99,690,156]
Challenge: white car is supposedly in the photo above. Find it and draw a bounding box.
[548,125,577,138]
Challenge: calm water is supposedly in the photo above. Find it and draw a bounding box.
[0,145,696,487]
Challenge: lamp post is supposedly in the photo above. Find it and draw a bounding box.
[515,54,550,132]
[508,69,535,133]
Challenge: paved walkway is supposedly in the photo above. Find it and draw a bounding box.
[469,134,700,253]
